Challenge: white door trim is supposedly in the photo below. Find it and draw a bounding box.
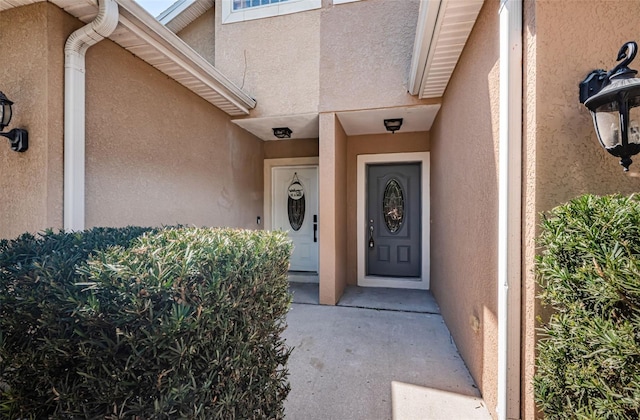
[264,157,319,230]
[357,152,430,289]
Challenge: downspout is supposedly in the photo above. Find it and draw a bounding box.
[497,0,522,419]
[64,0,119,231]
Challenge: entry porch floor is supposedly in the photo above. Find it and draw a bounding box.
[284,283,493,420]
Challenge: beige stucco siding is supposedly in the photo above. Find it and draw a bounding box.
[214,2,320,118]
[0,3,79,239]
[429,0,500,417]
[0,3,264,239]
[319,113,347,304]
[346,132,430,285]
[177,7,215,65]
[84,38,264,229]
[319,0,425,112]
[522,1,640,417]
[264,138,319,159]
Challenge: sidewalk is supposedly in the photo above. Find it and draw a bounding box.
[283,285,493,420]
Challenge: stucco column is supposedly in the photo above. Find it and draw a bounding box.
[318,113,348,305]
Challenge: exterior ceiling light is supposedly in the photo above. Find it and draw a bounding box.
[273,127,292,139]
[0,91,28,153]
[384,118,403,134]
[580,41,640,171]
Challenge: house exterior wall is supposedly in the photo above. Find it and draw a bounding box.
[0,2,264,239]
[522,0,640,417]
[319,113,347,304]
[177,7,215,65]
[264,138,319,159]
[214,2,321,118]
[346,132,430,285]
[85,37,264,229]
[429,0,500,417]
[213,0,429,119]
[0,3,79,239]
[318,0,425,112]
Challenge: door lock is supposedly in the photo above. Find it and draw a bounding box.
[368,219,375,249]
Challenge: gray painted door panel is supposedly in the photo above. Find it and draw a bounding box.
[366,163,421,277]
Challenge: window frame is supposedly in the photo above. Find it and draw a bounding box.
[221,0,321,24]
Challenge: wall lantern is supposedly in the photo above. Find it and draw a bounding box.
[580,41,640,171]
[384,118,403,134]
[0,91,28,152]
[273,127,292,139]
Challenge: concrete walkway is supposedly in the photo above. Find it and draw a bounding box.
[283,284,493,420]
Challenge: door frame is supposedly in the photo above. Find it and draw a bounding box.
[264,157,319,230]
[357,152,430,289]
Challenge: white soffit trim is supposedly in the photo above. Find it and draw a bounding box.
[409,0,484,99]
[0,0,255,116]
[158,0,214,33]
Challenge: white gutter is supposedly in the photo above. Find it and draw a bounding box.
[497,0,522,419]
[64,0,119,231]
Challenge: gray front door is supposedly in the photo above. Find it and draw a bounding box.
[366,163,421,277]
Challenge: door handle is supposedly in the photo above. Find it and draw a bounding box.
[368,219,375,249]
[313,215,318,242]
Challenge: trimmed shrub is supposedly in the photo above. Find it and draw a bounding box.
[535,194,640,419]
[0,227,292,419]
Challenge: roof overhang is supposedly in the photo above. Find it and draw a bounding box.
[158,0,214,33]
[408,0,484,99]
[0,0,255,116]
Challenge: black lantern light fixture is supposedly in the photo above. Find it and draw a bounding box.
[0,91,28,152]
[272,127,292,139]
[384,118,403,134]
[580,41,640,171]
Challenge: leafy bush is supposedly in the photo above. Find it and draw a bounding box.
[0,227,292,419]
[535,194,640,419]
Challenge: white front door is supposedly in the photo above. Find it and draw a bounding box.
[272,166,319,272]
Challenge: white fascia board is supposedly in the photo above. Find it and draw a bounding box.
[115,0,256,113]
[157,0,195,22]
[408,0,443,96]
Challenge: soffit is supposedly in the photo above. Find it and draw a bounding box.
[409,0,484,99]
[159,0,214,33]
[232,104,441,141]
[0,0,255,116]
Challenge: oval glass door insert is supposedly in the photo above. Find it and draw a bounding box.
[383,179,404,233]
[288,173,305,231]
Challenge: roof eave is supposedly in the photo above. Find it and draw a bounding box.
[408,0,485,100]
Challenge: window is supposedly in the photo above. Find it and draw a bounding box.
[222,0,321,24]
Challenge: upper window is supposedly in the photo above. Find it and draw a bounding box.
[222,0,321,24]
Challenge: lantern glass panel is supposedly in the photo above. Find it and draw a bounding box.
[593,106,621,149]
[629,102,640,145]
[0,101,11,128]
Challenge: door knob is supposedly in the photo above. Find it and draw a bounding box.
[368,220,374,249]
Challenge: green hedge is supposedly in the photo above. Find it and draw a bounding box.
[535,194,640,419]
[0,227,292,419]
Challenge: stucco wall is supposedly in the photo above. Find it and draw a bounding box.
[429,0,500,417]
[319,113,347,304]
[84,37,264,229]
[214,0,429,118]
[522,1,640,417]
[177,7,215,65]
[346,132,429,284]
[0,3,78,239]
[1,3,264,239]
[214,2,320,117]
[264,138,319,159]
[319,0,425,112]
